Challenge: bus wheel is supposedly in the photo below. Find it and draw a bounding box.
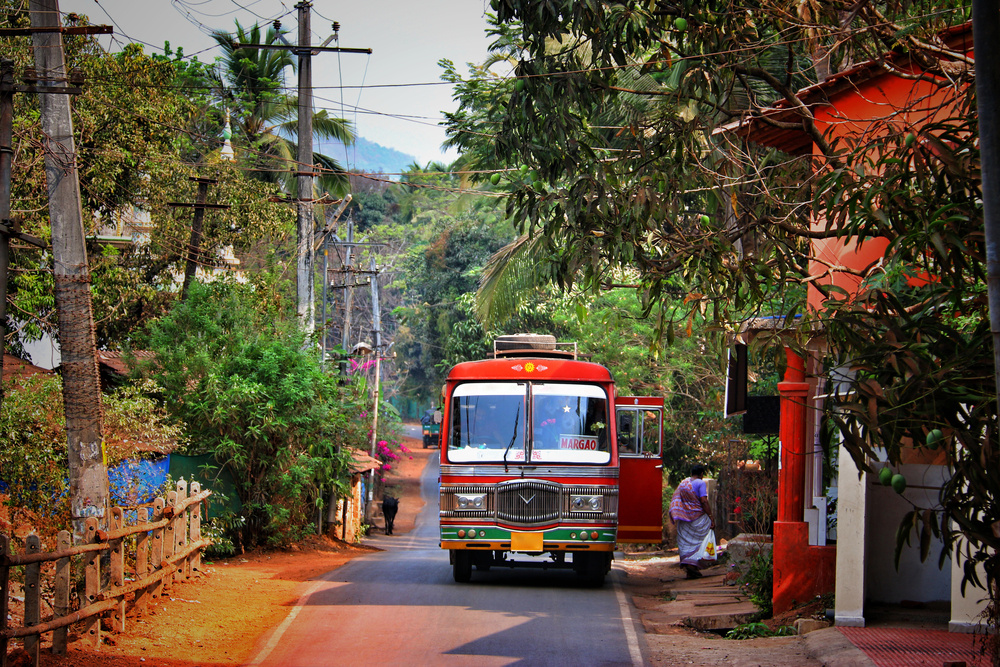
[453,550,472,582]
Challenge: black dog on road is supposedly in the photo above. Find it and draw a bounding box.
[382,496,399,535]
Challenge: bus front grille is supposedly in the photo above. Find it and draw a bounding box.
[496,480,561,526]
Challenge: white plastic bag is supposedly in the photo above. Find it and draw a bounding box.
[697,529,718,562]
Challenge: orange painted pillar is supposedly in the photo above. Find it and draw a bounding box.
[777,348,808,522]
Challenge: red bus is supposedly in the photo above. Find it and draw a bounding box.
[439,335,664,585]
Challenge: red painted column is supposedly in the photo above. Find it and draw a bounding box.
[773,347,837,615]
[777,347,809,523]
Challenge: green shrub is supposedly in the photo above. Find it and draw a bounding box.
[725,622,795,639]
[740,549,774,616]
[138,279,374,548]
[0,375,70,525]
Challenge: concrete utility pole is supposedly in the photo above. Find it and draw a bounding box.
[314,195,351,364]
[341,218,355,350]
[237,5,369,334]
[367,253,381,521]
[30,0,107,540]
[295,1,315,333]
[326,228,387,358]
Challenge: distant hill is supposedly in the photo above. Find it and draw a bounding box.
[316,136,417,179]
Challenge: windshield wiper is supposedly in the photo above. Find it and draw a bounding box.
[503,402,521,473]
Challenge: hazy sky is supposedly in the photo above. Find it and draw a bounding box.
[59,0,500,167]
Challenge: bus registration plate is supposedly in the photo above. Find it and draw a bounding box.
[511,531,543,551]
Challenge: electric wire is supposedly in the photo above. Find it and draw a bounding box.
[7,5,971,189]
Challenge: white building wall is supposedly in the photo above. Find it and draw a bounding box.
[864,463,951,604]
[835,442,868,627]
[949,539,991,633]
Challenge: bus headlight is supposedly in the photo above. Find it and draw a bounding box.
[456,494,486,510]
[570,495,603,512]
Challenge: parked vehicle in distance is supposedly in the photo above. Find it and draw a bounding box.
[421,407,442,449]
[439,334,664,586]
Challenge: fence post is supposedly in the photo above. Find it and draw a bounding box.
[175,480,188,580]
[23,535,40,660]
[83,518,101,647]
[190,482,202,574]
[163,491,176,593]
[53,530,71,654]
[152,497,165,600]
[110,507,125,632]
[135,507,149,616]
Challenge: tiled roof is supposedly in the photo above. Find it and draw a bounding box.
[346,447,381,474]
[714,22,973,153]
[2,354,53,380]
[97,350,156,375]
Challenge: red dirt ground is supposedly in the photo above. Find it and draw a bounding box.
[4,437,431,667]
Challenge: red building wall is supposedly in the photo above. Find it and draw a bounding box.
[770,36,972,615]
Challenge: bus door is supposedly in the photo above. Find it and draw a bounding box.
[615,396,664,543]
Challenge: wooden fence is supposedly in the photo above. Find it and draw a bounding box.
[0,480,212,667]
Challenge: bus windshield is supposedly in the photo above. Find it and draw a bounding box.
[448,382,526,463]
[447,381,610,464]
[530,383,610,464]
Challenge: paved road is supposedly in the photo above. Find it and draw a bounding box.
[248,452,648,667]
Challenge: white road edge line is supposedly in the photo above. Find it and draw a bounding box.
[612,564,644,666]
[245,577,327,666]
[247,448,433,666]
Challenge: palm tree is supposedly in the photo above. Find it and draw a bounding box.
[211,21,355,197]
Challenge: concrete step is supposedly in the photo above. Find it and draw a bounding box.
[631,563,761,632]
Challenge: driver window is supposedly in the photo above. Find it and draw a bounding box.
[617,407,662,456]
[641,409,661,455]
[617,410,639,455]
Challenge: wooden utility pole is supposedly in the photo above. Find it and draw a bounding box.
[236,6,369,333]
[168,176,229,300]
[30,0,107,541]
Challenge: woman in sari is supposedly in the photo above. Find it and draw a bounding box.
[669,464,715,579]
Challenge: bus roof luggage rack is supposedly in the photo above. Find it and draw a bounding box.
[493,334,577,359]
